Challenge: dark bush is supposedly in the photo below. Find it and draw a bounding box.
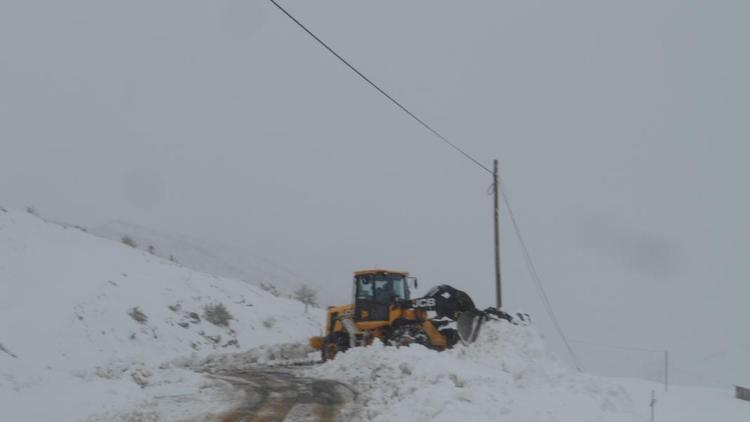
[121,236,137,248]
[203,303,233,326]
[128,307,148,324]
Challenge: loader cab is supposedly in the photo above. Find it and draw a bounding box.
[353,270,410,322]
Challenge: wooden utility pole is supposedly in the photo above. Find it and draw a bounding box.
[664,350,669,392]
[493,159,502,309]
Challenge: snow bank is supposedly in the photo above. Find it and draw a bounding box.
[308,321,639,422]
[0,208,324,420]
[308,320,750,421]
[192,340,317,373]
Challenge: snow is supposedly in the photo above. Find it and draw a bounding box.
[6,363,241,422]
[1,207,748,421]
[91,220,337,301]
[307,320,750,421]
[191,341,317,371]
[0,208,323,421]
[616,378,750,422]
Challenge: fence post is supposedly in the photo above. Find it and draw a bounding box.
[650,390,656,422]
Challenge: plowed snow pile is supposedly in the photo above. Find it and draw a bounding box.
[309,321,750,422]
[310,321,635,422]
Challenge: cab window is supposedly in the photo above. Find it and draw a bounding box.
[355,274,409,301]
[392,278,408,300]
[373,280,390,303]
[356,277,374,299]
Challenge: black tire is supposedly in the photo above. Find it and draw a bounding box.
[321,338,333,362]
[321,333,350,361]
[388,325,431,348]
[439,328,460,348]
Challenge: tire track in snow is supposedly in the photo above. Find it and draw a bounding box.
[208,368,354,421]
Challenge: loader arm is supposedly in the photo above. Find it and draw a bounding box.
[407,284,524,343]
[407,284,479,319]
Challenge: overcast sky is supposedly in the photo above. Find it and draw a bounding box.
[1,1,748,384]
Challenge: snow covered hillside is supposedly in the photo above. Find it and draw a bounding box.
[92,220,337,302]
[307,320,750,422]
[0,208,323,420]
[1,207,747,421]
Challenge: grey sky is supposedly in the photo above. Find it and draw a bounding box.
[1,1,749,384]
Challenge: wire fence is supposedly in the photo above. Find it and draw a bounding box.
[571,340,668,389]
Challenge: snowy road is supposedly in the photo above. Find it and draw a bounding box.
[208,368,355,422]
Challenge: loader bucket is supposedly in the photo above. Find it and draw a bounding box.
[456,310,486,344]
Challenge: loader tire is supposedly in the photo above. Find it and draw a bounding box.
[321,333,349,362]
[439,328,460,348]
[389,325,431,348]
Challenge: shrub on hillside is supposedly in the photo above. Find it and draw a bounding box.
[128,307,148,324]
[203,303,233,326]
[262,317,277,329]
[294,284,319,313]
[260,282,280,297]
[121,235,137,248]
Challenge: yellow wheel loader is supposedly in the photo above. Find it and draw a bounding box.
[309,269,525,361]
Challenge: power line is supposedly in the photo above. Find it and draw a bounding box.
[497,176,582,369]
[570,339,663,354]
[679,342,750,369]
[268,0,492,175]
[270,0,580,369]
[572,338,669,391]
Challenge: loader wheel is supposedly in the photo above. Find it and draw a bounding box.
[322,340,337,362]
[389,325,430,348]
[439,328,460,348]
[321,333,349,362]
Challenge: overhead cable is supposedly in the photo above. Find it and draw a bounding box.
[271,0,581,369]
[268,0,492,175]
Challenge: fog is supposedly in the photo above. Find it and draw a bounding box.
[2,1,748,385]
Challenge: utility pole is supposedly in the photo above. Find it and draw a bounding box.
[664,350,669,392]
[493,159,502,309]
